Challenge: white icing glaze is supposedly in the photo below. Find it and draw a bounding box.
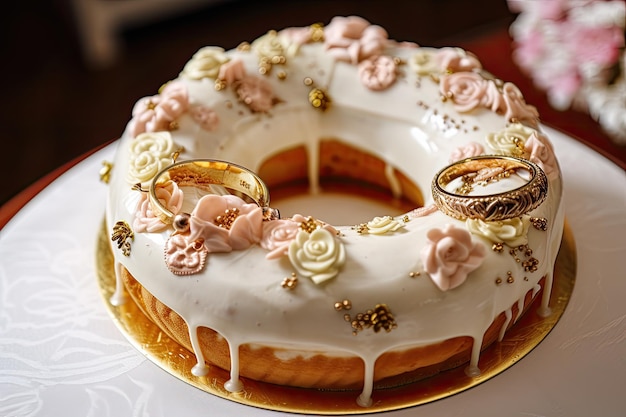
[104,18,564,407]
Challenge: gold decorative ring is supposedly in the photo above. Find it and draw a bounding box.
[431,155,548,221]
[149,159,276,231]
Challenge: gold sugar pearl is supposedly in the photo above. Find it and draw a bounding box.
[214,207,240,229]
[334,299,352,311]
[495,277,503,285]
[276,71,287,80]
[303,77,314,86]
[409,271,421,278]
[281,273,298,290]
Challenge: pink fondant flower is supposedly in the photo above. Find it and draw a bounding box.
[130,81,189,137]
[435,47,482,73]
[218,58,246,86]
[420,224,486,291]
[164,234,208,275]
[502,82,539,125]
[358,55,397,91]
[440,72,500,113]
[133,180,184,233]
[190,105,219,131]
[324,16,388,64]
[524,131,560,180]
[188,194,264,252]
[233,75,279,113]
[449,142,484,163]
[261,219,300,259]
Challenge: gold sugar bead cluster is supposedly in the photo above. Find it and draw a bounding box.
[281,273,298,290]
[214,208,240,230]
[299,216,321,233]
[344,304,397,335]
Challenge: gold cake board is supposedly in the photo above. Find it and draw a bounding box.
[96,222,576,414]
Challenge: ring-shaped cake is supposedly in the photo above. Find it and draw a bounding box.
[103,16,565,408]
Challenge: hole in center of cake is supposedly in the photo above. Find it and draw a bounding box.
[258,139,423,225]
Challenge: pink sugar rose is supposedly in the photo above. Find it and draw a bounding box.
[133,180,184,233]
[435,47,482,73]
[440,72,503,113]
[218,58,246,86]
[164,234,208,275]
[358,55,397,91]
[524,131,559,180]
[421,224,486,291]
[324,16,389,64]
[190,105,219,131]
[130,81,189,137]
[188,194,264,252]
[233,75,279,113]
[449,142,485,163]
[502,82,539,125]
[261,219,300,259]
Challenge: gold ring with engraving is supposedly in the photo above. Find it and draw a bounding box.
[431,155,548,221]
[149,159,276,232]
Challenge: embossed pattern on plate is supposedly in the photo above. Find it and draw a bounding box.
[96,222,576,415]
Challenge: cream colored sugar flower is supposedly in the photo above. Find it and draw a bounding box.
[288,228,346,284]
[127,131,177,186]
[408,50,439,75]
[365,216,404,235]
[485,123,537,156]
[180,46,229,80]
[252,30,289,59]
[466,216,530,248]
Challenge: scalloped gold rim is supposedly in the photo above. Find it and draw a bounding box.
[96,221,575,414]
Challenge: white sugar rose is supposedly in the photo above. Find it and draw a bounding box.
[365,216,404,235]
[252,30,290,58]
[288,228,346,284]
[421,224,486,291]
[408,50,439,75]
[127,131,176,186]
[466,216,531,247]
[486,123,537,156]
[180,46,229,80]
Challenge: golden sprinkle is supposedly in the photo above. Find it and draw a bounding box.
[214,79,226,91]
[168,121,179,131]
[111,221,134,256]
[303,77,314,86]
[299,216,320,233]
[214,207,240,229]
[308,87,331,111]
[495,277,503,285]
[355,223,369,234]
[191,239,205,251]
[99,161,113,184]
[281,273,298,290]
[276,71,287,80]
[237,42,251,51]
[402,215,410,223]
[310,23,324,42]
[530,217,548,231]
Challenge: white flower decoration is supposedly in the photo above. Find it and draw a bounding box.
[408,50,439,75]
[466,216,531,247]
[180,46,229,80]
[288,228,346,284]
[485,123,537,156]
[364,216,404,235]
[127,131,176,186]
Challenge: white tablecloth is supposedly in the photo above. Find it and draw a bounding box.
[1,127,625,417]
